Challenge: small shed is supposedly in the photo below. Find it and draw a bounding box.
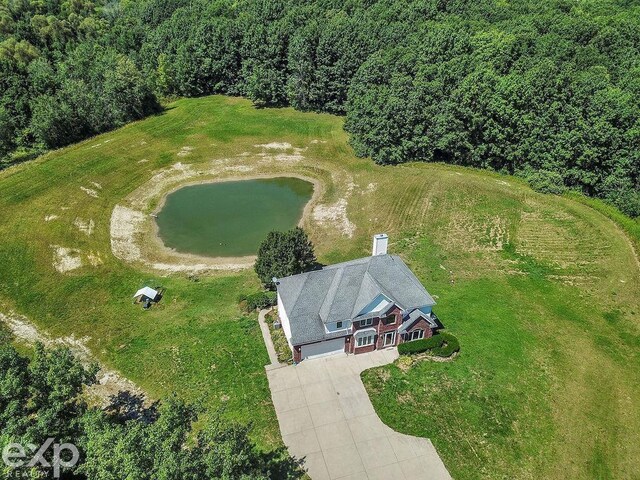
[133,287,159,303]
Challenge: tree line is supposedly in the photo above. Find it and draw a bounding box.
[1,0,638,216]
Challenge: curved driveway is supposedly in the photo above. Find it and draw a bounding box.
[266,349,452,480]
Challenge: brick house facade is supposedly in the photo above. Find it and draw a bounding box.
[291,311,437,362]
[291,306,437,362]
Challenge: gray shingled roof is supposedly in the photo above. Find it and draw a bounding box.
[277,254,436,345]
[398,308,439,333]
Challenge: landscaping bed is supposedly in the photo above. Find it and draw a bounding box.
[264,310,293,364]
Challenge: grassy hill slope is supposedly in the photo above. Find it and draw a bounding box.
[0,95,638,478]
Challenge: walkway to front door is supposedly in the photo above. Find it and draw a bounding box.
[265,349,451,480]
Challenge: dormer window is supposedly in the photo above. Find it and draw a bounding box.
[360,318,373,327]
[336,321,343,329]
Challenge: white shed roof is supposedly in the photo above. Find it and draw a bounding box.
[133,287,158,299]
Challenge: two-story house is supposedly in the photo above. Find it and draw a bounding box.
[275,234,441,362]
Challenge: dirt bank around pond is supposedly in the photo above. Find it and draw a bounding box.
[110,155,327,274]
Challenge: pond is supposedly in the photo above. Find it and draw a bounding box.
[155,177,314,257]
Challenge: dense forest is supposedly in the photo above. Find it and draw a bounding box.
[0,338,302,479]
[1,0,638,216]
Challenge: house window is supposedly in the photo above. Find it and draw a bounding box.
[336,321,343,329]
[382,315,396,325]
[383,331,396,347]
[360,318,373,327]
[357,334,374,347]
[411,329,424,341]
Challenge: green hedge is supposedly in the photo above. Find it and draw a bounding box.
[398,332,460,357]
[238,291,277,312]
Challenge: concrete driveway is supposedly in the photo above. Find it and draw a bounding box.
[266,349,451,480]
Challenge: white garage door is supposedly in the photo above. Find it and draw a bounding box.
[301,338,345,360]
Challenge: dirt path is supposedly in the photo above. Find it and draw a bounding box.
[0,311,146,407]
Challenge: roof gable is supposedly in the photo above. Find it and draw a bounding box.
[398,308,437,333]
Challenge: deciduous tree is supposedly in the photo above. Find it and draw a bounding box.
[255,227,317,288]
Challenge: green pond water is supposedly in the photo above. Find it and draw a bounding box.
[155,177,314,257]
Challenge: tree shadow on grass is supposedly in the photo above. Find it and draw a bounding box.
[262,448,307,479]
[105,390,159,424]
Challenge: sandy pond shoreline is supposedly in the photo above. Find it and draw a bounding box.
[110,159,327,274]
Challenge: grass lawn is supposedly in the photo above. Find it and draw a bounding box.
[0,95,638,477]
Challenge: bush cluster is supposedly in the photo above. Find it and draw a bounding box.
[238,291,277,312]
[264,312,293,364]
[398,332,460,358]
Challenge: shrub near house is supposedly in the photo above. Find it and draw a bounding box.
[238,291,277,313]
[398,332,460,357]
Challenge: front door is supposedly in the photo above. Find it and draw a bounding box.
[383,331,396,347]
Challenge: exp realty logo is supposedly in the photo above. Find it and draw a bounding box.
[2,439,79,478]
